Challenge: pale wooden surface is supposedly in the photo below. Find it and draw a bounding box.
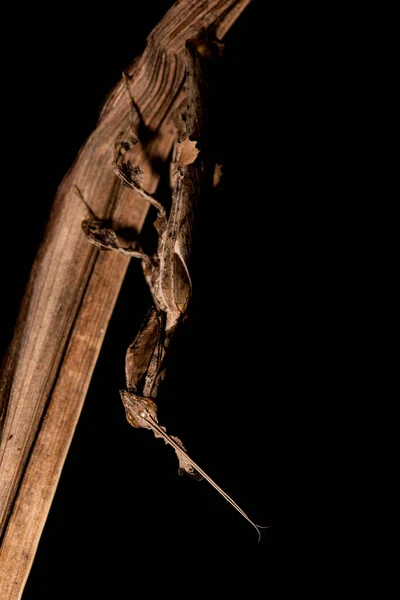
[0,1,251,597]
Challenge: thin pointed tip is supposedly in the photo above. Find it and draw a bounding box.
[253,523,269,542]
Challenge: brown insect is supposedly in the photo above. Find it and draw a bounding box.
[79,32,267,539]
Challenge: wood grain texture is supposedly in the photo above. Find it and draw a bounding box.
[0,0,251,597]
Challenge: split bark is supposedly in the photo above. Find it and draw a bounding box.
[0,1,251,598]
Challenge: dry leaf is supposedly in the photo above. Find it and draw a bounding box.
[175,137,199,166]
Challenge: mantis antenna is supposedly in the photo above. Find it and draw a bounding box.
[141,409,268,541]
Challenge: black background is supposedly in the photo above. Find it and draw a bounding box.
[0,0,327,595]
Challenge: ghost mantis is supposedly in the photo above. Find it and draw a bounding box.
[78,33,267,540]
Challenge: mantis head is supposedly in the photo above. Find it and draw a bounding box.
[120,390,158,430]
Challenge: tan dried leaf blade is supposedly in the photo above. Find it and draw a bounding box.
[175,137,199,166]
